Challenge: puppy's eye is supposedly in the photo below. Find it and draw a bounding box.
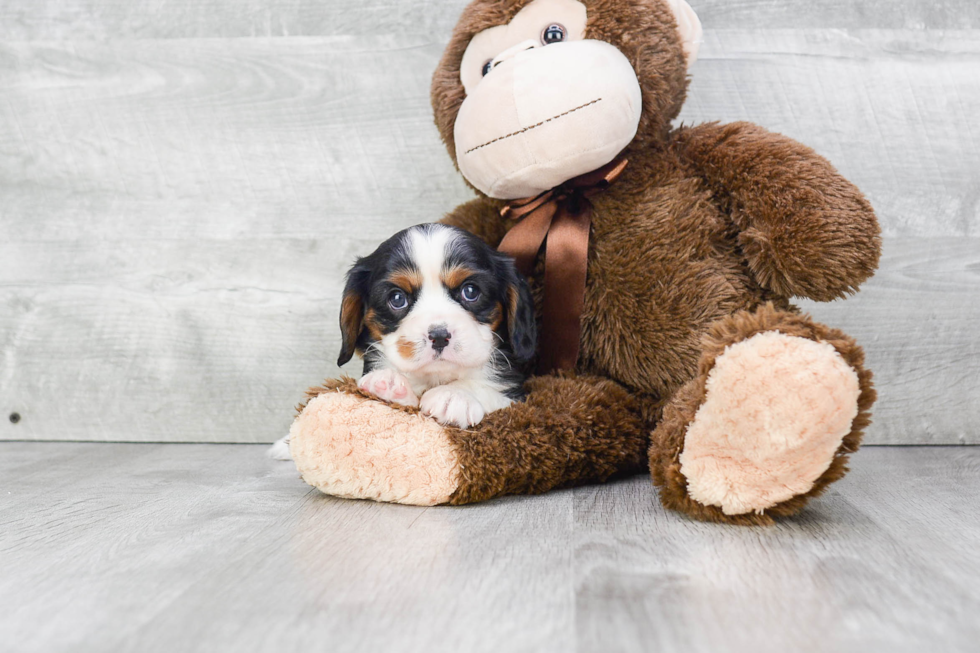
[542,23,566,45]
[388,290,409,311]
[460,283,481,303]
[481,60,493,77]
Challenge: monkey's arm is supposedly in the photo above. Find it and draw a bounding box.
[674,121,881,301]
[439,197,511,248]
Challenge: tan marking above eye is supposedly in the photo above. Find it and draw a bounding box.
[441,265,478,289]
[388,269,422,294]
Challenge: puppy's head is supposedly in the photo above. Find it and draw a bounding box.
[337,224,536,375]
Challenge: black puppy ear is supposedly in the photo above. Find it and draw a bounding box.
[337,262,371,367]
[503,264,537,364]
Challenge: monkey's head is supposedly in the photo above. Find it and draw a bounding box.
[431,0,701,200]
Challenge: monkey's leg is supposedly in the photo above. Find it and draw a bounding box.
[649,304,876,525]
[289,374,652,506]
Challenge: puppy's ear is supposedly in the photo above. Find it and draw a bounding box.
[502,263,537,364]
[337,262,371,367]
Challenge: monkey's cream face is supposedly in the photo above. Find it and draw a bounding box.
[453,0,702,200]
[455,0,639,199]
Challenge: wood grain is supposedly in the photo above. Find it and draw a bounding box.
[0,0,475,41]
[2,32,977,240]
[1,21,977,443]
[694,0,980,29]
[0,443,977,652]
[574,446,980,653]
[2,0,978,40]
[0,37,474,242]
[2,237,978,444]
[0,442,575,653]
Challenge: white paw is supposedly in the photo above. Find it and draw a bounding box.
[420,386,485,428]
[267,436,292,461]
[357,369,420,407]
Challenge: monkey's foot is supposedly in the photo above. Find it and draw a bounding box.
[678,331,860,516]
[650,305,876,525]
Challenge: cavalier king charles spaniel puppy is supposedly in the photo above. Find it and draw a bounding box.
[270,223,535,460]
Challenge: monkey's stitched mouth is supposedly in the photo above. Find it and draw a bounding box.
[463,98,603,155]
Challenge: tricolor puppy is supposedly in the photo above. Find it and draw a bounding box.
[339,223,536,428]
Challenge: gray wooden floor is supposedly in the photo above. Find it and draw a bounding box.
[1,444,978,653]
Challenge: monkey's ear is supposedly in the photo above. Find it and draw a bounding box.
[666,0,703,68]
[337,262,371,367]
[503,265,537,364]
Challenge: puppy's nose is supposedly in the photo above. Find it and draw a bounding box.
[428,326,451,353]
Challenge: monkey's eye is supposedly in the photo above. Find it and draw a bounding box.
[388,290,409,311]
[460,283,481,303]
[542,23,566,45]
[481,60,493,77]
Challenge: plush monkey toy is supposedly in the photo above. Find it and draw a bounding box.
[288,0,880,525]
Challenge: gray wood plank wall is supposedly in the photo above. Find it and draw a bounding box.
[2,1,978,444]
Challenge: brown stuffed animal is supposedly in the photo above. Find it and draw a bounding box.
[287,0,880,525]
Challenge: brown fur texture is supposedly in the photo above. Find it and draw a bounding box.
[447,373,655,503]
[300,0,881,523]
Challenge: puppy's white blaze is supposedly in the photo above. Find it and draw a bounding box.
[408,224,454,293]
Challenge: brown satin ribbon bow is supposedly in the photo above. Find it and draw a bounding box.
[498,157,628,374]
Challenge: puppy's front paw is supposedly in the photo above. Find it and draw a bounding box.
[357,370,420,408]
[267,435,292,461]
[420,386,485,428]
